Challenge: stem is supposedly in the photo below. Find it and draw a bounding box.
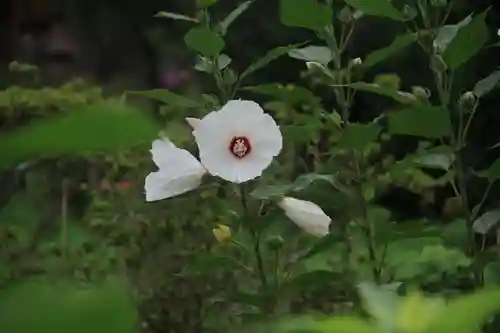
[471,181,493,222]
[61,178,69,260]
[461,105,478,143]
[418,3,482,284]
[273,249,280,290]
[322,23,380,283]
[239,184,269,301]
[355,155,381,283]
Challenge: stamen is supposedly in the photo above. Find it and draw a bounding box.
[228,136,252,158]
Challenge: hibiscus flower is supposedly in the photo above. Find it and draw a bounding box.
[186,100,282,183]
[145,138,206,201]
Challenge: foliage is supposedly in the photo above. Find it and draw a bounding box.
[2,0,500,333]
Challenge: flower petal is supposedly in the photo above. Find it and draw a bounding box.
[150,138,203,171]
[145,170,203,201]
[145,138,206,201]
[185,117,201,130]
[244,113,282,158]
[192,100,283,183]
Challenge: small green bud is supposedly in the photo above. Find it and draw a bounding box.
[402,5,417,20]
[306,61,325,71]
[395,92,418,104]
[266,235,284,251]
[347,57,363,69]
[338,6,353,23]
[412,86,431,100]
[459,91,477,112]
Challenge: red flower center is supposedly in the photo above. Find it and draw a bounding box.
[228,136,252,158]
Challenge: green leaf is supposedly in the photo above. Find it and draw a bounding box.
[297,233,343,261]
[413,147,455,170]
[280,0,333,30]
[343,0,405,21]
[128,89,202,108]
[358,282,400,331]
[336,123,382,151]
[396,292,446,333]
[218,0,254,35]
[473,70,500,97]
[472,208,500,235]
[0,102,158,167]
[250,173,335,199]
[442,9,489,69]
[291,173,336,191]
[479,157,500,180]
[241,83,316,105]
[269,316,378,333]
[154,11,198,22]
[344,82,417,104]
[0,278,138,333]
[364,33,418,68]
[284,270,341,291]
[317,317,381,333]
[249,184,292,200]
[427,288,500,333]
[240,43,303,79]
[434,15,472,52]
[195,54,232,73]
[197,0,218,8]
[0,193,39,247]
[288,45,332,65]
[184,26,224,57]
[388,105,452,138]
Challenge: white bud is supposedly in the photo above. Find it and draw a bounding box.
[349,57,363,68]
[278,197,331,237]
[306,61,325,71]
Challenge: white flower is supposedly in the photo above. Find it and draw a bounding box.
[145,138,206,201]
[278,197,331,237]
[189,100,282,183]
[185,117,201,130]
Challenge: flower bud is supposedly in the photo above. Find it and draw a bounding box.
[402,5,417,20]
[338,6,353,23]
[412,86,431,100]
[395,91,418,104]
[306,61,325,71]
[348,57,363,69]
[266,235,284,251]
[212,224,231,243]
[278,197,331,237]
[459,91,477,112]
[442,197,463,218]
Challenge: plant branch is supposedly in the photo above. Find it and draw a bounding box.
[239,184,268,291]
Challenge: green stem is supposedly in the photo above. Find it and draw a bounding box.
[421,20,482,285]
[274,249,280,289]
[322,23,380,283]
[239,184,269,307]
[60,178,69,260]
[355,154,380,283]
